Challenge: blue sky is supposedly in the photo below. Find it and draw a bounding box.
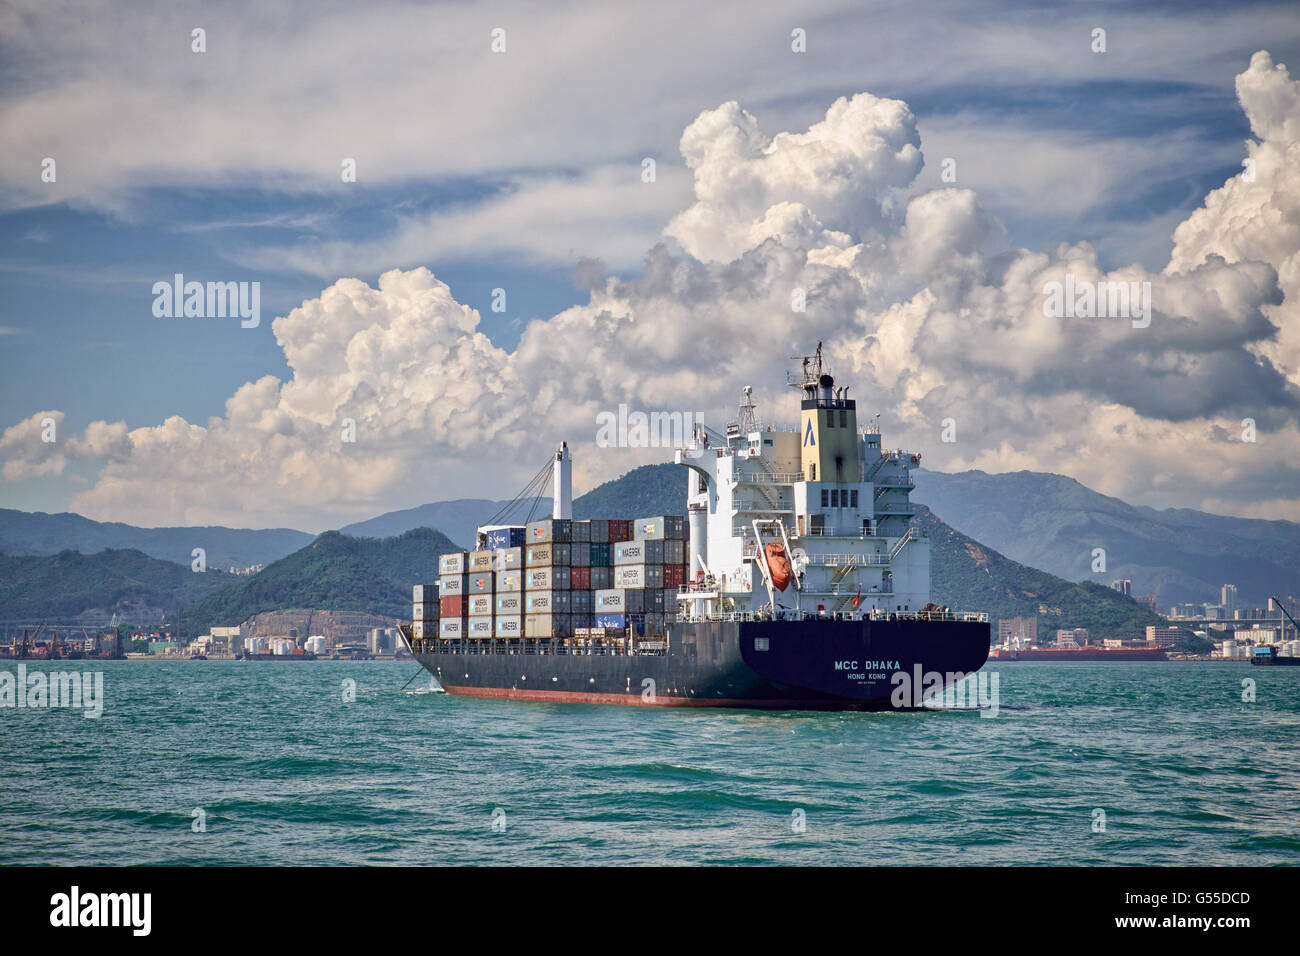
[1,0,1298,529]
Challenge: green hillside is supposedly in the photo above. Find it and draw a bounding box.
[0,549,233,621]
[177,527,460,637]
[915,505,1166,641]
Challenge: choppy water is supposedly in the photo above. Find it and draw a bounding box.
[1,660,1297,865]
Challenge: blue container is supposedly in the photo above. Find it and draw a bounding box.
[485,526,526,549]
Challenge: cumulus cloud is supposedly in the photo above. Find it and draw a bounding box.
[3,51,1300,527]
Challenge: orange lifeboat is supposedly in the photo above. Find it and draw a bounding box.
[764,543,792,592]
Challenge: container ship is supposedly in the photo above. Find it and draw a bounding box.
[401,347,990,710]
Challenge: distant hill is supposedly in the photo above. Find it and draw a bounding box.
[0,508,312,570]
[911,469,1300,608]
[0,549,233,623]
[340,463,687,545]
[177,527,461,638]
[913,505,1165,642]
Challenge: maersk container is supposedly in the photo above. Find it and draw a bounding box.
[589,566,612,589]
[594,588,625,612]
[439,573,469,596]
[467,617,494,638]
[468,572,495,595]
[571,589,594,613]
[467,595,493,617]
[484,526,525,549]
[525,542,571,567]
[614,564,665,590]
[468,549,494,572]
[663,539,685,565]
[495,591,524,615]
[525,613,573,638]
[498,569,523,592]
[495,615,523,638]
[569,542,591,567]
[440,595,466,618]
[589,543,612,566]
[412,583,439,603]
[633,515,685,540]
[439,618,466,639]
[570,520,591,543]
[526,590,572,614]
[438,552,467,576]
[525,566,571,591]
[493,546,523,571]
[526,518,571,544]
[614,539,664,566]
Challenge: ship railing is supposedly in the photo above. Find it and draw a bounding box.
[805,553,891,567]
[739,472,804,484]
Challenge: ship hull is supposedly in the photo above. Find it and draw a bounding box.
[415,617,991,711]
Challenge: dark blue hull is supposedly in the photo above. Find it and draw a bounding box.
[415,617,991,710]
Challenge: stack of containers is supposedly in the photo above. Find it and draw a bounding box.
[438,552,469,640]
[524,518,572,638]
[412,583,440,640]
[593,515,687,636]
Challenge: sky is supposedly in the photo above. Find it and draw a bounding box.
[1,0,1299,532]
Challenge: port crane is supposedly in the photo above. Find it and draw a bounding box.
[1272,596,1300,639]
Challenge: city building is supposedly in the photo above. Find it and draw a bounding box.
[1055,627,1089,648]
[1111,579,1132,597]
[998,616,1038,647]
[1145,626,1181,648]
[1221,584,1238,620]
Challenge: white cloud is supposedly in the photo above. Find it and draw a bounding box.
[2,49,1299,529]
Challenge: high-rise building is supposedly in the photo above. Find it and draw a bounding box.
[1146,626,1181,648]
[1221,584,1238,619]
[998,616,1038,647]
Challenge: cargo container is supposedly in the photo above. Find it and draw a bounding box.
[525,613,573,638]
[438,552,467,576]
[570,566,591,590]
[484,526,526,549]
[469,549,494,572]
[525,566,571,591]
[495,615,523,639]
[493,546,523,571]
[498,569,523,592]
[467,595,494,617]
[526,518,571,543]
[413,602,440,621]
[590,566,613,590]
[412,583,439,603]
[412,620,432,639]
[585,519,609,543]
[633,516,685,540]
[571,589,595,613]
[468,572,495,595]
[664,564,685,589]
[589,542,612,567]
[525,542,571,567]
[595,588,647,614]
[495,591,524,615]
[572,613,594,629]
[594,612,647,635]
[608,519,632,541]
[440,594,466,618]
[526,590,572,614]
[439,573,469,596]
[614,564,665,590]
[614,539,664,565]
[663,539,685,565]
[570,520,591,543]
[467,617,494,638]
[644,612,665,633]
[439,618,467,639]
[568,541,591,567]
[645,588,665,612]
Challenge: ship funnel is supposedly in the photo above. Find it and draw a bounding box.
[819,373,834,403]
[552,442,572,520]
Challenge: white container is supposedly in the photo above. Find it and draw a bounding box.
[467,617,493,638]
[438,553,467,575]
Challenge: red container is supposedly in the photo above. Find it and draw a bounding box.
[663,564,684,588]
[570,566,591,590]
[608,519,632,542]
[440,595,466,618]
